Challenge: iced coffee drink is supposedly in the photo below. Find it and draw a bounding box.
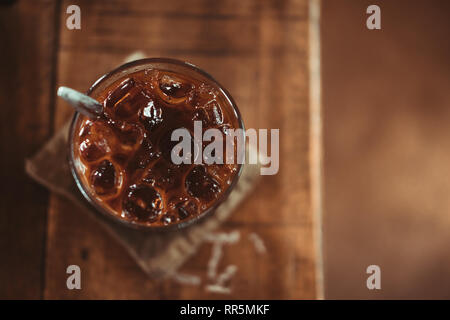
[69,59,244,228]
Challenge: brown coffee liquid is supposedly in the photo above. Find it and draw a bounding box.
[73,68,240,226]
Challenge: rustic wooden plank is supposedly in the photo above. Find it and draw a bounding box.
[0,0,57,299]
[45,0,319,299]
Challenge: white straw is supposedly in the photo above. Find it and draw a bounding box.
[57,86,103,118]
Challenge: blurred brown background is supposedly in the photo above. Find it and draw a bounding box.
[323,0,450,298]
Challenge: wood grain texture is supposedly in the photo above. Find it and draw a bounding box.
[45,0,320,299]
[0,0,58,299]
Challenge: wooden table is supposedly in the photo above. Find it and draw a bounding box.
[0,0,322,299]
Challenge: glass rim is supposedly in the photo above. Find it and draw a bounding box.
[68,57,245,232]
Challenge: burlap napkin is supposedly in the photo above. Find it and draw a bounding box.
[25,122,259,278]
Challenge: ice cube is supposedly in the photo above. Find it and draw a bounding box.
[185,165,221,201]
[157,74,193,104]
[167,196,200,221]
[90,159,122,196]
[193,101,224,130]
[139,99,163,131]
[187,83,217,108]
[178,198,199,220]
[122,184,163,221]
[143,159,181,190]
[113,122,144,152]
[130,136,160,170]
[204,100,224,125]
[79,137,109,162]
[105,78,135,109]
[79,122,113,162]
[104,78,151,120]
